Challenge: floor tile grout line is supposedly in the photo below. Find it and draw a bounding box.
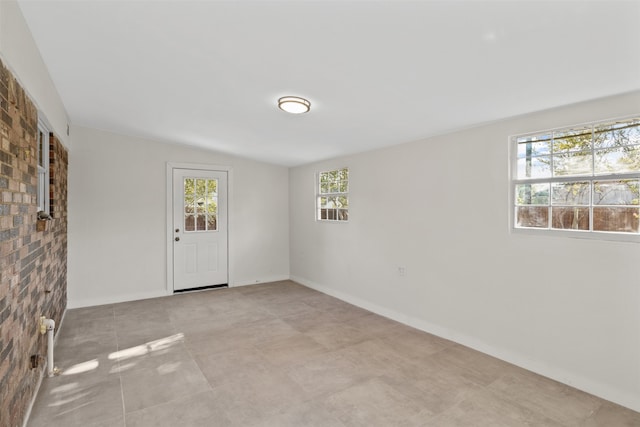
[184,341,216,392]
[112,307,127,427]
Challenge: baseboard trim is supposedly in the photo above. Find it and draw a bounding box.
[290,275,640,413]
[67,289,171,309]
[230,275,291,288]
[67,275,293,308]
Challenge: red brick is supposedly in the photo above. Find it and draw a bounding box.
[0,59,67,427]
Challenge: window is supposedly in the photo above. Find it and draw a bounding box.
[183,177,218,232]
[317,167,349,221]
[512,117,640,238]
[37,120,50,214]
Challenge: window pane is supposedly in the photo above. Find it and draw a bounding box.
[319,172,329,188]
[184,179,195,196]
[207,198,218,214]
[517,139,551,158]
[321,209,337,220]
[207,179,217,196]
[320,182,329,194]
[184,178,195,230]
[551,182,590,205]
[516,183,549,205]
[339,168,349,180]
[207,215,217,231]
[185,214,195,231]
[593,180,639,205]
[195,179,206,202]
[593,121,640,148]
[551,207,589,230]
[38,130,45,168]
[338,209,349,221]
[594,146,640,174]
[553,152,592,176]
[593,207,640,233]
[517,156,551,179]
[553,127,592,152]
[339,181,348,192]
[516,206,548,228]
[196,214,206,231]
[338,195,348,208]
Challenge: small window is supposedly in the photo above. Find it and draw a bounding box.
[512,117,640,238]
[183,177,218,232]
[317,167,349,221]
[37,120,50,214]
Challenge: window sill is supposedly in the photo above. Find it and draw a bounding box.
[511,227,640,244]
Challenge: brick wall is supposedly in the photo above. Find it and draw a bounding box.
[0,59,68,427]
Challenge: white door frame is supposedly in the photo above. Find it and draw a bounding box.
[166,162,232,293]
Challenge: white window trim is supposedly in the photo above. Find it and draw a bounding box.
[37,119,50,214]
[509,116,640,243]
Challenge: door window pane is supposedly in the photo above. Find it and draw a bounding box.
[185,178,218,232]
[185,215,195,231]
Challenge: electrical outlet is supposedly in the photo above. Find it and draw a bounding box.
[398,267,406,276]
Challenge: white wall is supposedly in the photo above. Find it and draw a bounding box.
[290,91,640,412]
[68,126,290,307]
[0,0,69,146]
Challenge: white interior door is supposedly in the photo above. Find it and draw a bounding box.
[172,168,228,291]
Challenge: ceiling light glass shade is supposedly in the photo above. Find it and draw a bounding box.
[278,96,310,114]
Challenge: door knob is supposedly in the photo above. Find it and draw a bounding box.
[175,237,180,241]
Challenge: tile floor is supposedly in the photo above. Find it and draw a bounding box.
[28,281,640,426]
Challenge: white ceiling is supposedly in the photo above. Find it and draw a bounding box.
[17,0,640,166]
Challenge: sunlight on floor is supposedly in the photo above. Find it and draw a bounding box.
[108,333,185,362]
[61,359,99,376]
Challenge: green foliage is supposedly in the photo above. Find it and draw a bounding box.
[318,168,349,221]
[184,178,218,231]
[319,168,349,194]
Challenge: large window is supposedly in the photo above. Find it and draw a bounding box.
[512,117,640,239]
[317,167,349,221]
[37,120,50,214]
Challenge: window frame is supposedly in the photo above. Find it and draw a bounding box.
[37,119,50,214]
[316,167,349,222]
[510,116,640,243]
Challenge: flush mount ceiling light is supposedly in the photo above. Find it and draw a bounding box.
[278,96,310,114]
